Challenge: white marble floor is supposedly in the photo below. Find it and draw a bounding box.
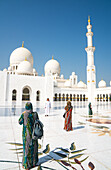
[0,102,111,170]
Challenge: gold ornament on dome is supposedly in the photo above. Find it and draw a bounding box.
[25,57,27,61]
[22,41,24,47]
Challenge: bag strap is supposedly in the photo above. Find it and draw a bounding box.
[33,112,39,120]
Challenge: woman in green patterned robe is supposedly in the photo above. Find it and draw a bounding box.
[19,102,38,170]
[88,102,93,115]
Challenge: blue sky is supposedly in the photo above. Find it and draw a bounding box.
[0,0,111,86]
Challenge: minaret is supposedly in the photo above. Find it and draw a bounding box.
[85,16,96,104]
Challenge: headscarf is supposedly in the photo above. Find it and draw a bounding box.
[25,102,33,111]
[65,101,73,111]
[89,102,91,109]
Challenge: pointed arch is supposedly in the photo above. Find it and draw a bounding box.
[36,90,40,101]
[66,94,69,101]
[12,89,17,101]
[54,93,57,101]
[59,93,61,101]
[22,86,31,101]
[70,94,72,101]
[62,94,65,101]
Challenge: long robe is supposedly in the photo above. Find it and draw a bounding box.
[64,108,73,131]
[88,103,93,115]
[45,101,51,115]
[19,110,38,169]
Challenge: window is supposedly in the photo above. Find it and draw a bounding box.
[62,94,65,101]
[54,93,57,101]
[110,94,111,101]
[22,88,30,101]
[66,94,69,101]
[12,89,17,101]
[80,94,82,101]
[73,94,76,101]
[97,94,99,101]
[106,94,108,102]
[77,94,79,101]
[83,94,85,101]
[70,94,72,101]
[103,94,105,101]
[100,94,102,101]
[36,91,40,101]
[59,93,61,101]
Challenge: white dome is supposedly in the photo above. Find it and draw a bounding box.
[17,60,33,75]
[3,68,7,72]
[61,74,64,79]
[10,47,33,66]
[44,58,60,76]
[8,66,12,71]
[78,81,86,88]
[64,80,71,87]
[98,80,106,88]
[72,72,75,75]
[33,68,37,73]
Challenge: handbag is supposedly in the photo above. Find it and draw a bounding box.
[63,108,70,118]
[63,111,67,118]
[63,113,65,118]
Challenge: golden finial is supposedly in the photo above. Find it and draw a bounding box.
[25,57,27,61]
[88,16,90,24]
[52,55,54,60]
[22,41,24,47]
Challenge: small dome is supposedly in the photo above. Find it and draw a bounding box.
[64,80,71,87]
[44,58,60,76]
[17,60,33,75]
[10,47,33,66]
[72,72,75,75]
[3,68,7,72]
[61,74,64,79]
[98,80,106,88]
[33,68,37,73]
[8,66,12,71]
[78,81,86,88]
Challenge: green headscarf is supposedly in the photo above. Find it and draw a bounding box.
[25,102,33,111]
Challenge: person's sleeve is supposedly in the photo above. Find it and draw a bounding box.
[18,114,24,125]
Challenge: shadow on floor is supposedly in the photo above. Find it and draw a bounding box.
[73,126,85,130]
[45,114,59,117]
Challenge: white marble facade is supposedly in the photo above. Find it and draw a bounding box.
[0,18,111,106]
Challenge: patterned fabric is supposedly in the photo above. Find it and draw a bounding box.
[19,110,38,169]
[64,107,73,131]
[25,102,33,111]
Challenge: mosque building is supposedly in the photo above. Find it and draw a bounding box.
[0,17,111,106]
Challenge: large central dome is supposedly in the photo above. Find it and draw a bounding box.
[10,47,33,66]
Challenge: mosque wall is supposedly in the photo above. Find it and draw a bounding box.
[95,87,111,101]
[0,19,111,106]
[45,75,54,103]
[53,87,88,101]
[0,72,7,105]
[1,74,49,106]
